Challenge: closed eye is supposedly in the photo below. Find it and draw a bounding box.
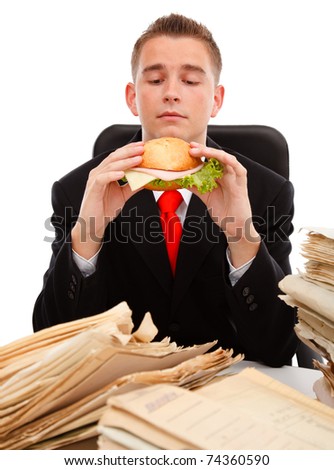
[183,80,200,85]
[148,79,164,85]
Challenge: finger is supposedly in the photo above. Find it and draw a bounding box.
[104,155,143,172]
[190,143,246,177]
[189,142,232,163]
[91,154,143,181]
[89,171,126,191]
[101,142,144,167]
[113,141,144,157]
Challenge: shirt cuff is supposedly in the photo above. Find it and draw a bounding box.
[72,248,101,277]
[226,248,254,287]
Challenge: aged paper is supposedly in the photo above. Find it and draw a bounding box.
[279,226,334,407]
[0,299,242,451]
[100,368,334,450]
[279,274,334,322]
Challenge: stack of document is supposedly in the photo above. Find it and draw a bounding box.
[0,301,243,449]
[97,367,334,449]
[279,227,334,407]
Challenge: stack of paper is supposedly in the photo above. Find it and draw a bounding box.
[278,227,334,406]
[97,367,334,450]
[0,302,243,449]
[300,226,334,289]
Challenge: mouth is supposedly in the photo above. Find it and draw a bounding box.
[158,111,186,120]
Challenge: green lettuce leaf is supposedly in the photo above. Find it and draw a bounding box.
[147,158,223,194]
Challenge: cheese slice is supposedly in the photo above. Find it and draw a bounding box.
[124,170,156,191]
[125,163,204,191]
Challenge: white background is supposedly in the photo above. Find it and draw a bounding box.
[1,0,333,345]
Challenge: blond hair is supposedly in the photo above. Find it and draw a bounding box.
[131,13,222,84]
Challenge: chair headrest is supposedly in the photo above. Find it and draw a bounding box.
[92,124,289,179]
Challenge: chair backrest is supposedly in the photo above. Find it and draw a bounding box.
[92,124,289,179]
[92,123,322,368]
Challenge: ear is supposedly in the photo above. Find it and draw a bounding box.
[211,85,225,118]
[125,82,138,116]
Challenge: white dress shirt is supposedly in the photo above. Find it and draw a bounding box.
[72,189,253,286]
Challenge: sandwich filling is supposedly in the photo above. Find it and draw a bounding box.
[124,158,223,193]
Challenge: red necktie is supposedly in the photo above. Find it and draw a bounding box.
[158,190,183,276]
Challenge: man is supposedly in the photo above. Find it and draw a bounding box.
[33,14,298,366]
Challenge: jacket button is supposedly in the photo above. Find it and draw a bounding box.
[242,287,251,297]
[246,294,255,304]
[71,274,78,285]
[249,303,258,311]
[168,323,180,333]
[69,282,76,292]
[68,290,75,300]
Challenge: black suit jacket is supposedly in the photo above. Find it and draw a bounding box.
[33,135,298,366]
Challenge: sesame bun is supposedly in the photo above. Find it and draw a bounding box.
[139,137,198,171]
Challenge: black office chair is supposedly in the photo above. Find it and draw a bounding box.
[93,124,290,179]
[92,123,321,369]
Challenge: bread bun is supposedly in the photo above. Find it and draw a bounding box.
[139,137,198,171]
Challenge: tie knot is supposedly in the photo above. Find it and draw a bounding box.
[158,190,183,213]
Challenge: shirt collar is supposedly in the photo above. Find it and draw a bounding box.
[153,188,192,206]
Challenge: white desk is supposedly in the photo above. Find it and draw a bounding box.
[225,360,322,398]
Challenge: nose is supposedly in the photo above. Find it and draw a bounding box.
[163,95,180,103]
[163,79,181,103]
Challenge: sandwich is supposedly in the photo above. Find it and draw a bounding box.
[123,137,223,193]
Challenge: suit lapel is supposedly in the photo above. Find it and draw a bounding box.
[172,194,223,312]
[118,189,174,295]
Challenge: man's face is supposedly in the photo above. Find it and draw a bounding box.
[126,36,224,144]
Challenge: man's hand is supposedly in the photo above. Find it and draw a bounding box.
[189,142,261,268]
[71,142,144,259]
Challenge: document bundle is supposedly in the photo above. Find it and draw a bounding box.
[0,302,242,449]
[97,367,334,450]
[279,227,334,408]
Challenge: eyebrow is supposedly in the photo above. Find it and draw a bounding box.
[142,63,206,75]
